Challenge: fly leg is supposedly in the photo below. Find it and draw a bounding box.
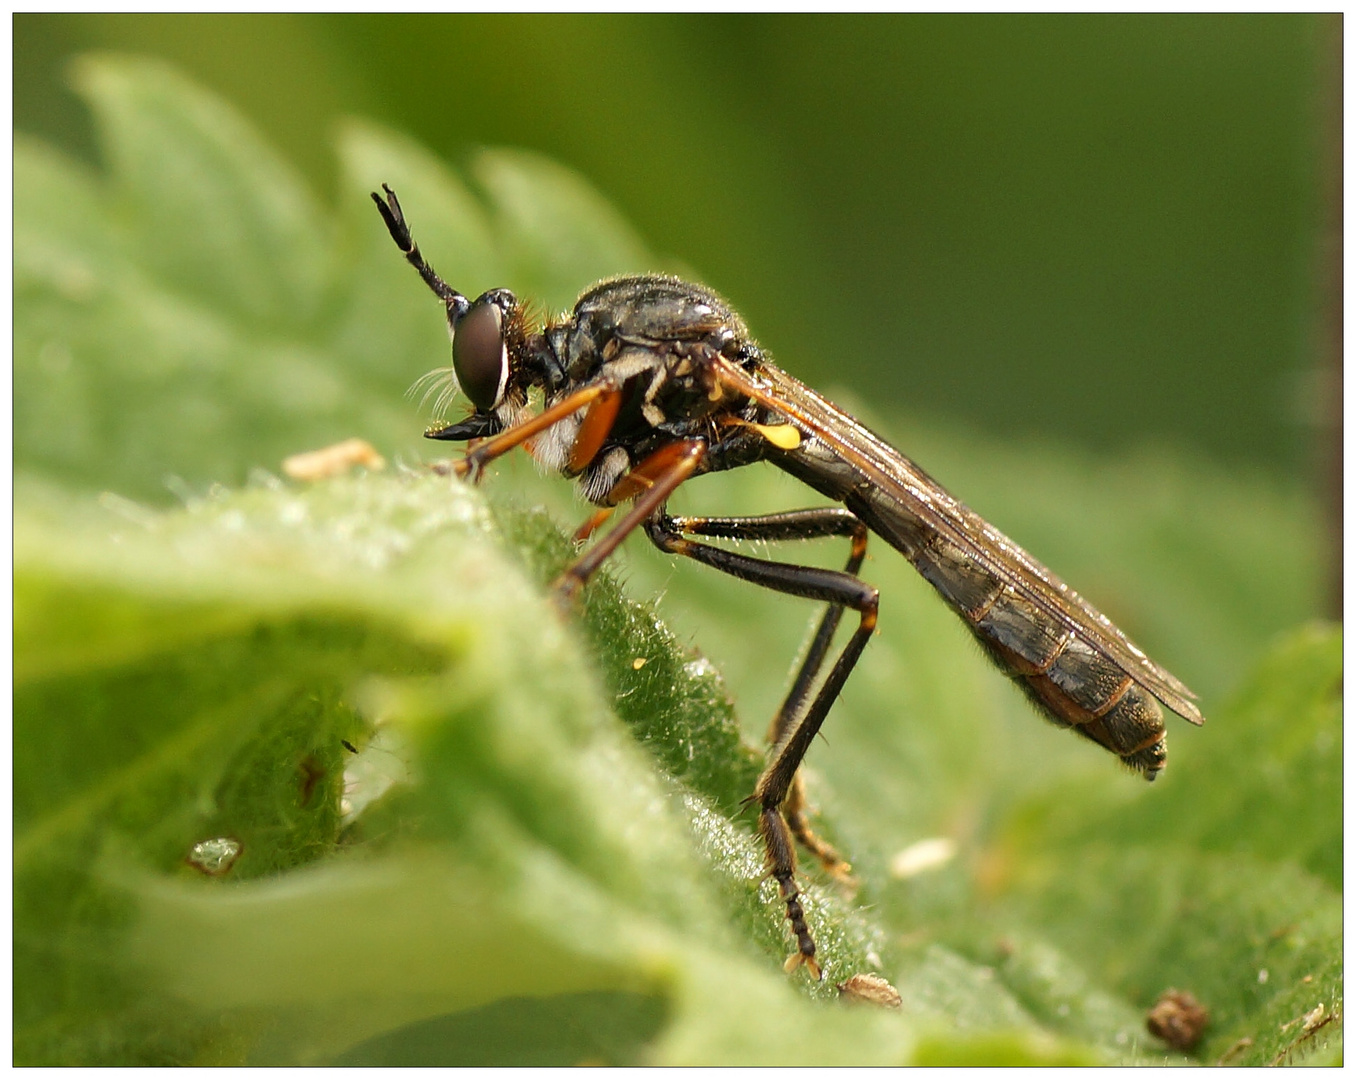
[645,509,878,979]
[664,509,868,881]
[552,440,706,601]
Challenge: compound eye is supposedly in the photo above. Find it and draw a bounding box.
[452,301,509,411]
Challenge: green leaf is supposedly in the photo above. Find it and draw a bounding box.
[70,53,331,328]
[15,55,1339,1065]
[13,474,898,1065]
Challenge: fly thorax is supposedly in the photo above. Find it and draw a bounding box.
[603,346,666,385]
[597,347,670,430]
[635,351,728,428]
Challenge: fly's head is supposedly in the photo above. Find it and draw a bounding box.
[373,185,758,490]
[427,286,560,441]
[371,185,564,443]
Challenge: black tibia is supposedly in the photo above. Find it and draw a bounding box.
[670,507,862,544]
[371,186,468,314]
[664,508,867,878]
[644,509,878,976]
[667,508,867,726]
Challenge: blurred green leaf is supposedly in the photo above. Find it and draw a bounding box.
[14,55,1340,1065]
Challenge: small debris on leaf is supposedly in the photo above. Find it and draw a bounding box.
[283,438,385,481]
[1269,1003,1338,1065]
[186,836,243,876]
[1145,988,1209,1051]
[888,836,956,879]
[837,972,902,1009]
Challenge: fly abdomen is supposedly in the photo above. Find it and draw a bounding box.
[911,534,1005,615]
[1023,636,1167,779]
[972,588,1067,674]
[913,535,1167,779]
[1088,687,1166,777]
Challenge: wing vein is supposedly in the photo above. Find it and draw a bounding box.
[715,356,1203,725]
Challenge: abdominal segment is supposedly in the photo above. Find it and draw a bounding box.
[911,534,1167,778]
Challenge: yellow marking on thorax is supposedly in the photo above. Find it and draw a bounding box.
[721,417,803,450]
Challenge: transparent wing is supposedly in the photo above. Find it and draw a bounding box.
[714,356,1204,726]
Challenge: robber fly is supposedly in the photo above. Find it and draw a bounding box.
[372,185,1204,980]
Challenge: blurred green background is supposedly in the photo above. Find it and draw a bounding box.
[15,12,1337,488]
